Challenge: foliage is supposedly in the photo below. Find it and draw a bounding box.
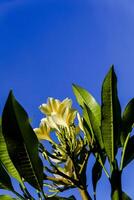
[0,66,133,200]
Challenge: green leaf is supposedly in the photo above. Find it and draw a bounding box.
[122,192,132,200]
[120,133,130,171]
[0,195,16,200]
[83,104,104,150]
[2,91,43,191]
[92,154,106,198]
[0,160,13,190]
[120,98,134,146]
[0,125,23,185]
[123,136,134,168]
[101,66,121,163]
[78,145,90,186]
[72,84,101,126]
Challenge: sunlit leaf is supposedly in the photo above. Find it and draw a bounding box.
[83,104,104,150]
[120,98,134,146]
[123,136,134,168]
[101,66,121,163]
[2,91,43,191]
[72,84,101,126]
[0,195,16,200]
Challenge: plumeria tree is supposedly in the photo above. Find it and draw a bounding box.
[0,66,133,200]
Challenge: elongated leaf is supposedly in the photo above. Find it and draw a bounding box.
[123,136,134,168]
[83,104,104,150]
[122,192,132,200]
[78,145,90,186]
[0,126,23,184]
[120,133,130,171]
[101,66,121,163]
[82,119,92,146]
[0,195,16,200]
[0,160,13,190]
[120,98,134,146]
[72,84,101,126]
[92,154,106,198]
[2,91,43,191]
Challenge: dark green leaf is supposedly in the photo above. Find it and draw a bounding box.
[0,160,13,190]
[0,126,23,184]
[121,98,134,146]
[78,145,90,186]
[82,118,92,146]
[122,192,132,200]
[2,91,43,191]
[72,84,101,126]
[101,66,121,163]
[123,136,134,168]
[92,154,106,197]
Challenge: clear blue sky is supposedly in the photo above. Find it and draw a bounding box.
[0,0,134,199]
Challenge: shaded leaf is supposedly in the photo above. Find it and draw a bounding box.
[78,145,90,186]
[72,84,101,126]
[92,154,106,198]
[123,136,134,168]
[122,192,132,200]
[82,118,92,146]
[2,91,43,191]
[121,98,134,146]
[0,160,13,190]
[0,125,23,184]
[101,66,121,163]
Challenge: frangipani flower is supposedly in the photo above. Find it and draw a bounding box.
[34,118,52,142]
[50,107,77,128]
[39,98,72,116]
[39,98,77,130]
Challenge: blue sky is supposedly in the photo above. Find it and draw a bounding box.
[0,0,134,199]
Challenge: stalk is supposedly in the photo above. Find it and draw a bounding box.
[111,171,122,200]
[78,187,92,200]
[110,160,122,200]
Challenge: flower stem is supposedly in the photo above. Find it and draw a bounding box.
[78,188,92,200]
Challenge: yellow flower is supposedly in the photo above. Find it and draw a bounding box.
[39,98,77,129]
[34,118,52,142]
[39,98,72,116]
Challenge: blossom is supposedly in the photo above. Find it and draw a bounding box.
[39,98,72,116]
[39,98,77,130]
[34,118,52,142]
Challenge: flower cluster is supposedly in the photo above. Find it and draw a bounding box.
[34,98,82,142]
